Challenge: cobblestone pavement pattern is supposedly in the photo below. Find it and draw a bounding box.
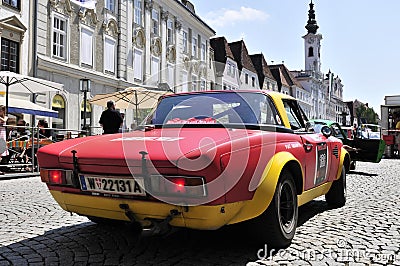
[0,160,399,265]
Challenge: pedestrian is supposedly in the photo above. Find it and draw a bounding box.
[37,119,51,139]
[396,114,400,130]
[99,100,123,134]
[0,105,8,174]
[16,119,31,141]
[119,113,129,133]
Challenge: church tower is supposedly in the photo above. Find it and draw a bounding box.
[303,1,322,74]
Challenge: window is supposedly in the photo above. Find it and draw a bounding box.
[2,0,19,9]
[245,73,249,84]
[151,56,160,83]
[200,79,206,91]
[80,27,93,66]
[182,71,188,92]
[52,16,67,59]
[149,92,281,126]
[283,100,308,130]
[308,47,314,57]
[133,49,143,80]
[104,37,116,73]
[192,37,197,58]
[183,31,188,53]
[52,95,66,130]
[134,0,142,25]
[1,38,19,72]
[167,19,174,45]
[152,9,159,35]
[201,43,206,61]
[167,63,175,88]
[191,75,197,91]
[252,76,256,87]
[106,0,115,12]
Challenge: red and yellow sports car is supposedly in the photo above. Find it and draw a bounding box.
[38,91,349,248]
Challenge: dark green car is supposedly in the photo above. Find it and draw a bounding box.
[311,120,385,171]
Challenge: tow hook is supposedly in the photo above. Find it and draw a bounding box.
[119,204,136,222]
[146,209,181,235]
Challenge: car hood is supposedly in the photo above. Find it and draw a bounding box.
[38,127,261,168]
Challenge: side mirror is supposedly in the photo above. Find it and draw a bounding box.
[320,125,332,138]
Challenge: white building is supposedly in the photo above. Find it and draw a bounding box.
[228,40,259,90]
[35,0,215,134]
[292,1,346,121]
[210,36,240,90]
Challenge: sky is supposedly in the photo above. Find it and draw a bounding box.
[191,0,400,115]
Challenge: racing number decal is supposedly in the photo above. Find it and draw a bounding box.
[314,143,328,185]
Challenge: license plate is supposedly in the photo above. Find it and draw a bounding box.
[79,175,146,196]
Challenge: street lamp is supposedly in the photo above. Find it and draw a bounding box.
[80,79,91,134]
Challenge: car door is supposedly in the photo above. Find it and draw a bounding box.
[282,100,333,190]
[300,134,333,190]
[352,137,386,163]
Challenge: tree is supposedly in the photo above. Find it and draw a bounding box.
[356,105,379,124]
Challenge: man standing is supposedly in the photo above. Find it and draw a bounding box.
[99,100,123,134]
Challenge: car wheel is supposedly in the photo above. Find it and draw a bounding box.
[325,168,346,208]
[250,169,298,248]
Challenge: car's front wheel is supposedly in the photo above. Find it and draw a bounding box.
[250,169,298,248]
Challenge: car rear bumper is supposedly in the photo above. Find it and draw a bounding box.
[49,190,246,230]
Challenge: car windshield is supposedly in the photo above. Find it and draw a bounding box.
[146,92,281,126]
[356,124,381,139]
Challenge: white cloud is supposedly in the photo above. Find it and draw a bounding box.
[205,6,269,28]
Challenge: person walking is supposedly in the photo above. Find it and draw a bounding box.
[99,100,123,134]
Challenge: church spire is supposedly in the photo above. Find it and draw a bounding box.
[305,0,319,34]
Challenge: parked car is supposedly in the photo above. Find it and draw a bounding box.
[38,91,349,248]
[311,120,385,170]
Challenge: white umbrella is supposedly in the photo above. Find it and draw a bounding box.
[89,87,170,121]
[0,71,63,113]
[0,97,58,117]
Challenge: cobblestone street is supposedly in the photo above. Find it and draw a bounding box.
[0,160,399,265]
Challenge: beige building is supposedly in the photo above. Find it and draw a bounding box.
[35,0,215,134]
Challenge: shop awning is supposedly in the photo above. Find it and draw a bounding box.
[0,97,58,118]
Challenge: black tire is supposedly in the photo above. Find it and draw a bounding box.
[249,169,298,248]
[325,168,346,207]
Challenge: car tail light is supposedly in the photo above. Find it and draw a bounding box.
[150,175,207,197]
[40,169,74,186]
[49,170,63,184]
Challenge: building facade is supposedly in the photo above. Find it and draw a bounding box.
[292,1,347,122]
[35,0,215,134]
[250,53,278,92]
[210,36,240,91]
[228,40,259,90]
